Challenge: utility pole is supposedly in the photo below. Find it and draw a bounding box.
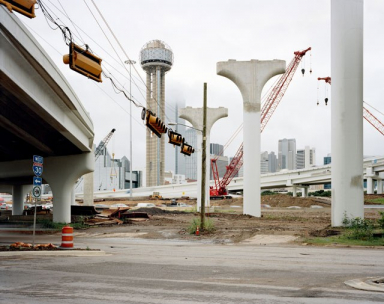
[201,83,207,230]
[125,60,136,198]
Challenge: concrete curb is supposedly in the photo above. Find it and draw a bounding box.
[0,250,108,257]
[345,277,384,292]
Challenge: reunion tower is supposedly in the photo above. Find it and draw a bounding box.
[140,40,173,186]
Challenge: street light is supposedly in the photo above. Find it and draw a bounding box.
[124,59,136,198]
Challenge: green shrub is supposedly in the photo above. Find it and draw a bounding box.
[261,190,277,196]
[342,215,374,240]
[187,217,215,234]
[378,212,384,229]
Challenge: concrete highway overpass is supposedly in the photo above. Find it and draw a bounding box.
[0,8,94,222]
[81,156,384,201]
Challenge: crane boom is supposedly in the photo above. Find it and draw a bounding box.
[318,77,384,137]
[210,48,311,197]
[75,128,116,189]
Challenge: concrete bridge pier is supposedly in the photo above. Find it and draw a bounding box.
[292,186,297,197]
[44,153,94,223]
[12,185,32,215]
[179,107,228,211]
[217,59,285,217]
[302,187,309,198]
[331,0,364,226]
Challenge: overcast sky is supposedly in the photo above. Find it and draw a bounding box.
[21,0,384,170]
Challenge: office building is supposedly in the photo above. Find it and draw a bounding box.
[278,138,296,170]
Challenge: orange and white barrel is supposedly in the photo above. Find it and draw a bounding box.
[61,225,73,248]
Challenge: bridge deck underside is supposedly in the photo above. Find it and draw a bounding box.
[0,74,82,163]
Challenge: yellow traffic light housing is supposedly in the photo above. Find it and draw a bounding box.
[180,142,194,156]
[0,0,36,18]
[145,110,167,138]
[168,130,184,146]
[63,43,102,82]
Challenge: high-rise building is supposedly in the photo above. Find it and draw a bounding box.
[268,151,277,173]
[260,151,269,174]
[297,146,316,169]
[210,143,228,179]
[324,154,331,165]
[165,99,186,175]
[140,40,173,186]
[278,138,296,170]
[184,128,197,180]
[210,143,224,156]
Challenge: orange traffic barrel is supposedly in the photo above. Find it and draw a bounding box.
[61,225,73,248]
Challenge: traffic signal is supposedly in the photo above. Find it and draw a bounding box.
[180,142,194,156]
[63,43,102,82]
[168,129,184,146]
[144,110,167,138]
[0,0,36,18]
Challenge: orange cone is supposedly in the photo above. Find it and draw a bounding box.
[195,226,200,236]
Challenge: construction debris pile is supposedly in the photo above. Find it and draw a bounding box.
[83,207,151,226]
[9,242,57,250]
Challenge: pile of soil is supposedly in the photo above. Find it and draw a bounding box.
[261,194,330,208]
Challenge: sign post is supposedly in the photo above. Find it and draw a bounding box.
[32,155,43,247]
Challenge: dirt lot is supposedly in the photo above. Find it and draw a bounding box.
[77,194,383,244]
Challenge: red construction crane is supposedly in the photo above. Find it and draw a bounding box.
[318,77,384,136]
[210,47,311,198]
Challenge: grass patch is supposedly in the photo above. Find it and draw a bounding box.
[304,235,384,246]
[37,219,88,230]
[365,198,384,205]
[187,217,215,234]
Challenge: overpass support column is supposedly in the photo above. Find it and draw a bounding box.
[377,176,383,194]
[331,0,364,226]
[292,186,297,197]
[366,177,374,195]
[44,153,94,223]
[179,107,228,212]
[302,187,308,198]
[217,59,285,217]
[83,172,94,206]
[12,185,32,215]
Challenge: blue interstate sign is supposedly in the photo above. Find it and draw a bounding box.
[33,155,44,164]
[33,177,42,186]
[33,165,43,177]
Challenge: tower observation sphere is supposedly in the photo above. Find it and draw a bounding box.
[140,40,173,187]
[140,40,173,72]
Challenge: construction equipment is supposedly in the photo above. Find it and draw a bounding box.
[210,47,311,198]
[318,77,384,136]
[75,128,116,189]
[150,192,162,199]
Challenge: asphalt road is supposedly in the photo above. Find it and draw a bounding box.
[0,234,384,303]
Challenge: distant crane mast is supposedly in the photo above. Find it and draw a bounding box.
[211,47,312,197]
[318,77,384,136]
[75,128,116,189]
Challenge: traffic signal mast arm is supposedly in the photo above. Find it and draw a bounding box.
[211,47,311,197]
[318,77,384,137]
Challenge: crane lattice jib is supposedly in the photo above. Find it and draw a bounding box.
[363,107,384,136]
[94,128,116,161]
[213,48,310,195]
[218,143,244,195]
[318,77,384,137]
[260,47,311,132]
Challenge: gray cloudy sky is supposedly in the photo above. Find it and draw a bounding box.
[21,0,384,170]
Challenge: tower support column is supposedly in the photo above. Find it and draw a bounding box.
[217,59,285,217]
[331,0,364,226]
